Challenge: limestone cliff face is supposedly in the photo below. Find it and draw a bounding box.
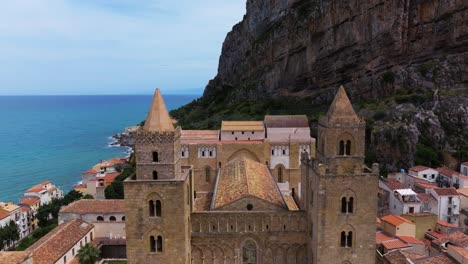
[199,0,467,170]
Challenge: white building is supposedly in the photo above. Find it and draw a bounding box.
[461,162,468,176]
[429,188,461,226]
[220,121,265,141]
[408,165,438,183]
[379,180,421,215]
[23,181,63,206]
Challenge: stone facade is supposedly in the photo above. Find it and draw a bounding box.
[124,87,378,264]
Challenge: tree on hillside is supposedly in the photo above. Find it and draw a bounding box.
[77,243,101,264]
[37,190,84,227]
[0,220,19,250]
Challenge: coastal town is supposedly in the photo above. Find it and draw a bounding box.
[0,88,466,264]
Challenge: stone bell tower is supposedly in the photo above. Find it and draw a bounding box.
[124,88,191,264]
[302,86,378,264]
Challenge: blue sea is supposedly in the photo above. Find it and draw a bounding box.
[0,94,198,202]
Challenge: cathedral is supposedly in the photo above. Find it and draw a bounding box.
[124,86,379,264]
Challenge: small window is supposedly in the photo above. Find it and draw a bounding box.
[235,137,238,141]
[247,204,253,211]
[339,141,345,155]
[85,237,87,243]
[341,197,347,213]
[157,236,163,252]
[72,248,75,256]
[153,171,158,180]
[340,231,346,247]
[97,216,104,221]
[150,236,156,252]
[271,149,274,155]
[149,200,155,217]
[152,152,159,162]
[109,216,116,221]
[282,149,286,155]
[156,200,162,217]
[181,151,185,157]
[423,174,427,178]
[252,131,254,134]
[231,131,234,135]
[64,256,66,264]
[202,151,205,157]
[209,151,213,156]
[346,140,351,156]
[242,131,244,134]
[348,197,354,213]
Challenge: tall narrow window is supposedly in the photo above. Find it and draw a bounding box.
[346,140,351,156]
[152,152,159,162]
[340,231,346,247]
[156,200,162,217]
[271,149,274,155]
[149,200,155,217]
[339,141,345,155]
[347,232,353,247]
[150,236,156,252]
[341,197,347,213]
[278,167,283,183]
[348,197,354,213]
[242,239,257,264]
[205,167,211,182]
[157,236,163,252]
[153,171,158,180]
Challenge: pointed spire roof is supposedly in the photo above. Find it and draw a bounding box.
[326,85,359,122]
[143,88,174,132]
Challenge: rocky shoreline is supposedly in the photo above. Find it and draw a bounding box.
[111,126,138,148]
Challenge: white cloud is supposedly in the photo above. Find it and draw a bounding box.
[0,0,246,95]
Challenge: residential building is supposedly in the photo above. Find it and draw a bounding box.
[22,181,63,206]
[380,180,421,215]
[401,213,438,240]
[429,188,461,226]
[409,165,439,183]
[461,162,468,176]
[381,215,416,237]
[436,167,461,188]
[18,196,41,234]
[0,202,21,249]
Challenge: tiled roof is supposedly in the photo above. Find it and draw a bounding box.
[381,179,405,190]
[433,231,468,248]
[104,172,120,184]
[0,211,9,220]
[401,212,437,218]
[416,193,436,202]
[60,199,125,214]
[448,244,468,258]
[376,231,394,244]
[382,239,410,250]
[437,220,459,228]
[264,115,309,128]
[181,130,219,141]
[74,184,87,189]
[410,165,432,172]
[19,196,40,206]
[83,169,97,174]
[381,214,413,227]
[412,253,458,264]
[221,121,264,131]
[433,188,459,196]
[426,231,446,239]
[415,182,438,190]
[0,251,32,264]
[436,167,459,178]
[29,219,93,264]
[213,158,285,209]
[398,236,424,244]
[26,186,45,193]
[383,250,407,264]
[282,194,299,211]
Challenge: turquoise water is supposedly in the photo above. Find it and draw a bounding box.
[0,94,198,202]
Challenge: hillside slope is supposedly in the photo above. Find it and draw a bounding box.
[171,0,468,171]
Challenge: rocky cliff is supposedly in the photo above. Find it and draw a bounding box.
[172,0,468,171]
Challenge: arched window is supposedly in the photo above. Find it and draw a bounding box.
[348,197,354,213]
[278,167,283,183]
[149,200,155,217]
[152,152,159,162]
[242,239,257,264]
[339,141,345,155]
[341,197,347,213]
[109,216,116,221]
[150,236,156,252]
[218,162,221,168]
[153,171,158,180]
[157,236,163,252]
[346,140,351,156]
[97,216,104,221]
[340,231,346,247]
[156,200,162,217]
[205,167,211,182]
[347,231,353,247]
[122,216,125,221]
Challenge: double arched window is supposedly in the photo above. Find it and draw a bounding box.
[340,231,353,248]
[341,197,354,213]
[149,200,162,217]
[339,140,352,156]
[150,235,163,253]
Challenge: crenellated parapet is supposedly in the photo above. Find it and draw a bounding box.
[135,126,181,145]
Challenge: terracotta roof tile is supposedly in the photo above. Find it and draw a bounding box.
[376,231,395,244]
[19,197,40,206]
[0,211,9,220]
[181,130,219,141]
[381,214,414,227]
[412,253,458,264]
[433,188,459,196]
[437,220,459,228]
[83,169,97,174]
[104,172,120,184]
[426,231,446,240]
[282,194,299,211]
[382,239,410,250]
[457,188,468,197]
[383,250,407,264]
[382,179,405,190]
[398,236,424,244]
[60,199,125,214]
[433,231,468,248]
[221,121,264,131]
[415,182,438,190]
[448,244,468,258]
[264,115,309,128]
[416,193,436,202]
[213,158,285,209]
[410,165,432,172]
[29,219,93,264]
[0,251,32,264]
[436,167,460,178]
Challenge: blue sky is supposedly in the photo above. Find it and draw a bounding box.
[0,0,246,95]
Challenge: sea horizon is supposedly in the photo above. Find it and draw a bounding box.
[0,94,199,202]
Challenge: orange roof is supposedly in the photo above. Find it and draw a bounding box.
[381,179,405,190]
[83,169,97,174]
[448,245,468,258]
[398,236,424,245]
[181,130,219,142]
[104,172,120,184]
[382,239,410,250]
[0,211,9,220]
[142,88,175,132]
[0,251,32,264]
[60,199,125,214]
[436,167,459,178]
[74,184,86,189]
[415,182,438,189]
[29,219,93,264]
[410,165,432,172]
[19,196,40,206]
[376,231,395,244]
[26,186,45,193]
[437,220,459,228]
[381,214,413,227]
[221,121,264,131]
[213,158,285,209]
[433,188,459,196]
[426,231,447,239]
